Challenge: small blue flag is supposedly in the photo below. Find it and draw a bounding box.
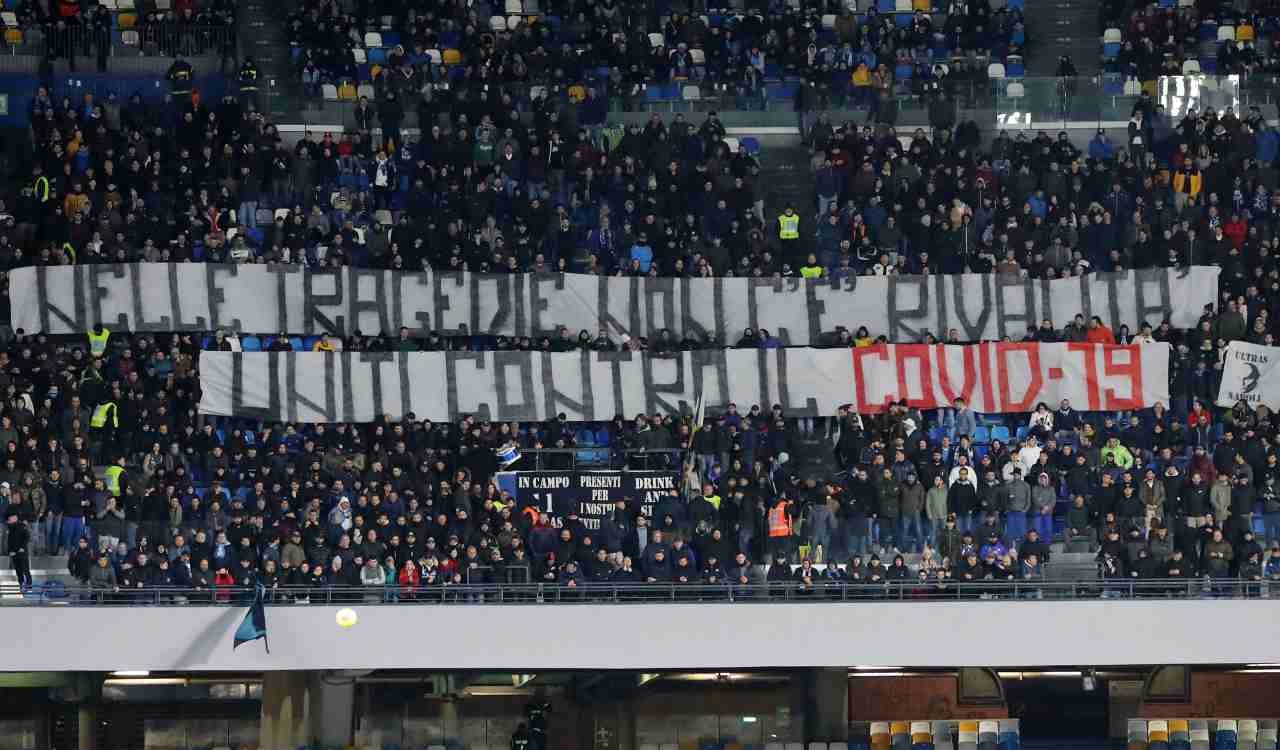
[233,582,269,652]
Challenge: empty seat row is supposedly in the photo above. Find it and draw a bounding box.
[1126,719,1277,750]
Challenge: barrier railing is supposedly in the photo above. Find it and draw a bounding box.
[8,578,1275,605]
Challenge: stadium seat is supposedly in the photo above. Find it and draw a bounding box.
[1217,25,1235,41]
[979,721,998,749]
[1129,718,1149,750]
[1103,27,1122,43]
[1241,720,1259,750]
[322,83,339,101]
[821,13,837,27]
[987,63,1005,79]
[442,48,462,63]
[240,335,262,352]
[973,426,991,444]
[338,82,358,99]
[1259,722,1277,750]
[649,32,666,48]
[990,425,1010,443]
[490,14,507,30]
[892,722,910,749]
[872,722,891,750]
[997,720,1019,750]
[682,85,701,101]
[1219,720,1239,750]
[1190,725,1210,750]
[364,31,382,47]
[424,48,442,64]
[352,47,367,63]
[1182,59,1200,75]
[505,0,523,11]
[3,27,19,44]
[959,721,978,750]
[121,29,139,46]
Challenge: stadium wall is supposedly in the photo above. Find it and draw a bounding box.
[7,600,1280,671]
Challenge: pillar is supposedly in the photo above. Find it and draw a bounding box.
[77,704,96,750]
[259,671,356,750]
[313,675,355,749]
[792,668,849,744]
[74,672,104,750]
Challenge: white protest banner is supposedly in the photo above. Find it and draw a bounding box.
[1216,341,1280,410]
[197,343,1170,423]
[11,264,1217,345]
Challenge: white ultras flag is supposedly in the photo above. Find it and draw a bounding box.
[1217,342,1280,411]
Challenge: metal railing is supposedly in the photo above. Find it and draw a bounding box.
[21,23,234,60]
[7,578,1277,605]
[512,447,687,471]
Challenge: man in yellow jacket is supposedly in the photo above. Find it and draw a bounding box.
[777,205,801,260]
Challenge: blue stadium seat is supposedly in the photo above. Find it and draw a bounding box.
[289,336,305,351]
[895,63,914,79]
[973,425,991,444]
[990,425,1010,443]
[382,32,400,46]
[740,136,761,154]
[877,0,894,10]
[1103,42,1121,59]
[241,335,262,351]
[303,336,321,351]
[368,47,388,64]
[895,12,913,26]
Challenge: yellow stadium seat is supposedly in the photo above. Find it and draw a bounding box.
[4,28,21,45]
[959,722,979,733]
[442,48,462,64]
[337,82,357,100]
[118,12,137,27]
[892,722,910,735]
[1170,720,1189,733]
[913,0,931,8]
[1237,24,1254,40]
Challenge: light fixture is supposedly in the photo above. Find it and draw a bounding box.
[742,716,758,724]
[111,670,150,677]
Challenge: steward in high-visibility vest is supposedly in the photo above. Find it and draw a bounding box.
[87,324,110,357]
[777,207,800,240]
[768,498,793,537]
[104,462,126,498]
[31,166,50,204]
[90,401,118,430]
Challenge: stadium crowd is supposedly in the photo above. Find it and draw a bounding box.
[7,58,1280,595]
